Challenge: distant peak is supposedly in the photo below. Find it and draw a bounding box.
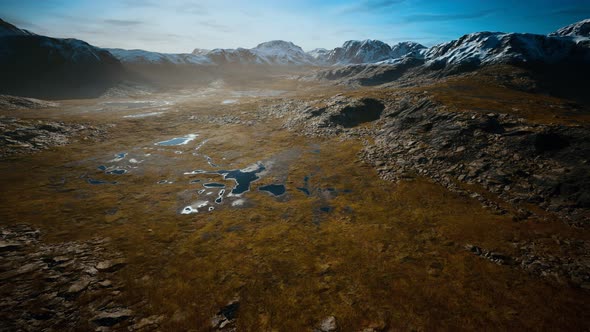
[0,18,34,37]
[254,40,299,50]
[192,48,211,55]
[550,18,590,37]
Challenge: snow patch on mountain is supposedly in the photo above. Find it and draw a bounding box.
[107,48,212,65]
[250,40,316,65]
[390,41,427,59]
[327,39,393,65]
[550,18,590,38]
[423,31,588,68]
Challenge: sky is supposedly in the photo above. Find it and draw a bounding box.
[1,0,589,53]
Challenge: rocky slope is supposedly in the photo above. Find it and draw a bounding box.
[0,224,162,330]
[0,117,108,158]
[0,94,59,110]
[263,92,590,227]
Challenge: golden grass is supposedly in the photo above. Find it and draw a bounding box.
[422,74,590,125]
[1,80,589,330]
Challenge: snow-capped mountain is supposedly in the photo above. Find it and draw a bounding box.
[0,20,119,66]
[422,30,590,69]
[250,40,316,65]
[109,39,426,67]
[550,18,590,38]
[0,18,123,98]
[390,41,427,59]
[310,40,426,65]
[106,48,212,65]
[191,48,211,56]
[307,48,329,59]
[205,47,260,65]
[188,40,316,66]
[326,39,394,65]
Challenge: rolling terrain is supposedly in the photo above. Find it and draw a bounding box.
[0,18,589,331]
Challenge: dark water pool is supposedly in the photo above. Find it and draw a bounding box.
[185,163,266,196]
[259,184,286,196]
[106,169,127,175]
[296,176,311,196]
[87,178,117,185]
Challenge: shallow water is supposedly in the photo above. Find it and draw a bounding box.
[87,178,116,185]
[155,134,198,146]
[106,169,127,175]
[296,175,311,196]
[123,112,164,118]
[203,182,225,188]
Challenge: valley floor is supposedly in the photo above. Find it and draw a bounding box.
[1,77,589,331]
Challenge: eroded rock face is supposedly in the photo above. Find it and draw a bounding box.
[328,98,385,128]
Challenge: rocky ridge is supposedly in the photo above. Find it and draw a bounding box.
[262,93,590,227]
[0,117,109,157]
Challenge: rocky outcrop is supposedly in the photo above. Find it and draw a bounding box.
[0,94,59,110]
[210,299,240,331]
[264,93,590,226]
[314,57,425,86]
[360,93,590,226]
[0,117,108,157]
[466,237,590,289]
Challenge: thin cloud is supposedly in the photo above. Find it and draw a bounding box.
[198,20,233,33]
[401,9,499,23]
[120,0,160,8]
[339,0,407,14]
[103,19,144,26]
[551,7,590,16]
[2,16,43,32]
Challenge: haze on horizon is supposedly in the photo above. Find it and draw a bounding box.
[1,0,589,53]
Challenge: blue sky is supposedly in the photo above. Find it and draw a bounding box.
[1,0,589,52]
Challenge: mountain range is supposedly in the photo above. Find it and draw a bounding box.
[0,17,589,98]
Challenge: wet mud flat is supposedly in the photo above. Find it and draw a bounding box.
[1,90,590,331]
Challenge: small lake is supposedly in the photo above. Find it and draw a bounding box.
[259,184,286,196]
[155,134,198,146]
